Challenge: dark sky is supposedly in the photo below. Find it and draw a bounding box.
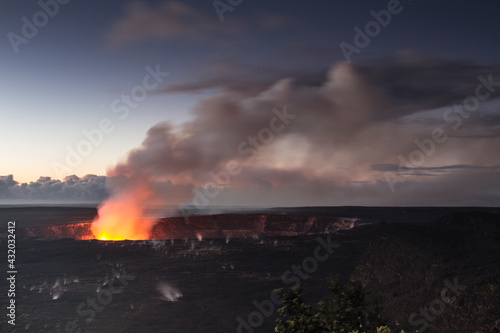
[1,0,500,206]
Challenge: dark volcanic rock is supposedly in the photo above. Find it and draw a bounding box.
[21,214,356,240]
[351,212,500,333]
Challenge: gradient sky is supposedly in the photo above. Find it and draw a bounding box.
[1,0,500,206]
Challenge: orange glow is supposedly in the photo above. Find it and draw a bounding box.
[91,183,156,241]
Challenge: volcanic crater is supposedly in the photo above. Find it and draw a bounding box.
[21,214,358,240]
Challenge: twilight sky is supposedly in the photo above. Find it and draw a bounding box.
[1,0,500,206]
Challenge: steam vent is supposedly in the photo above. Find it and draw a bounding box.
[21,214,357,240]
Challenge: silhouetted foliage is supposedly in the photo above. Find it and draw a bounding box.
[274,276,390,333]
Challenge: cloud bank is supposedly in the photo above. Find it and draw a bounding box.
[0,175,108,203]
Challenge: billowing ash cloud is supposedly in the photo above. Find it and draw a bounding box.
[101,53,500,207]
[0,174,108,203]
[6,54,498,207]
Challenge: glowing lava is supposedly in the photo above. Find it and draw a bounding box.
[91,185,155,241]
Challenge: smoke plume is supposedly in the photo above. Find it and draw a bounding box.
[91,54,500,239]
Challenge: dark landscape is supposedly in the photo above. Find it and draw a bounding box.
[2,2,500,332]
[1,206,500,332]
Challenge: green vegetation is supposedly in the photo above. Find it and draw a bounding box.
[274,276,406,333]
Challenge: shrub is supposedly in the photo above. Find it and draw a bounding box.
[274,276,407,333]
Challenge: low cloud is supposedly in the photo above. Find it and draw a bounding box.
[106,1,288,47]
[372,164,500,173]
[0,175,108,203]
[157,55,328,97]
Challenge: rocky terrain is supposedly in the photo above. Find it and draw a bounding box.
[351,211,500,333]
[3,206,500,332]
